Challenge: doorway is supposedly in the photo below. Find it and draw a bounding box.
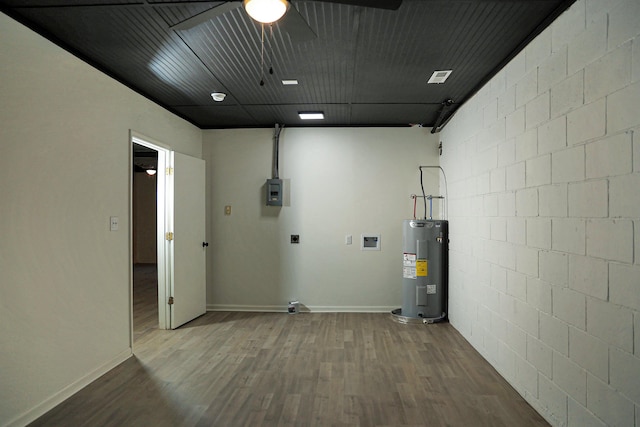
[132,142,159,342]
[131,135,172,344]
[130,133,207,343]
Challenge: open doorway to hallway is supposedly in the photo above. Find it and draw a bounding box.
[132,143,159,342]
[130,134,207,335]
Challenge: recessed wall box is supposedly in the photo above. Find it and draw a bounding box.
[361,234,381,251]
[266,178,283,206]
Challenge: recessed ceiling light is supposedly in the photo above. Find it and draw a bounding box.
[282,79,299,85]
[427,70,452,84]
[298,112,324,120]
[211,92,226,102]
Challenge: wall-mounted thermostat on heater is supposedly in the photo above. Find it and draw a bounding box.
[266,179,283,206]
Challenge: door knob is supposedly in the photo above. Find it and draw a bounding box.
[202,242,209,247]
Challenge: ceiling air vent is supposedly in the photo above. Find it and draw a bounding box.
[427,70,452,84]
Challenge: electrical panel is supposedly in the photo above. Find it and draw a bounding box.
[266,179,283,206]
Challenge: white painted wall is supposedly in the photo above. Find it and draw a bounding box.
[0,14,201,427]
[203,127,440,312]
[440,0,640,425]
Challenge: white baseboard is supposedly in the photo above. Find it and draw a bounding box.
[6,348,132,427]
[305,306,397,313]
[207,304,285,312]
[207,304,397,313]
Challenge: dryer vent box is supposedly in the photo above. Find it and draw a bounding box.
[266,179,283,206]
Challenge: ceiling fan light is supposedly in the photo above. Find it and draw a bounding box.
[243,0,288,24]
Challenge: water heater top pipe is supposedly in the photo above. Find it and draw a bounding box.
[418,166,449,220]
[411,194,445,219]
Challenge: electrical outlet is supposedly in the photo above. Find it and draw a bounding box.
[291,235,300,244]
[345,234,352,245]
[110,216,119,231]
[224,205,232,215]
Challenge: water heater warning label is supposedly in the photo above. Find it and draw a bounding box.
[403,253,416,279]
[416,260,428,276]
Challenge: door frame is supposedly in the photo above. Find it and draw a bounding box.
[130,132,171,348]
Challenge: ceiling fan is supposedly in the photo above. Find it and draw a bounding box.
[170,0,403,42]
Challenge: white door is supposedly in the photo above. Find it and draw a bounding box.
[169,151,207,329]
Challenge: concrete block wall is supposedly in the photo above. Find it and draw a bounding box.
[440,0,640,425]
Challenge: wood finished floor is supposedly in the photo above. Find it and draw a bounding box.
[132,263,159,343]
[30,265,548,427]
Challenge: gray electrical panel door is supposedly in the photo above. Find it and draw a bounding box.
[266,179,283,206]
[401,219,448,320]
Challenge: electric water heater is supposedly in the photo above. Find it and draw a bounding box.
[392,219,448,323]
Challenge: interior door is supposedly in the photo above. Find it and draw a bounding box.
[169,151,207,329]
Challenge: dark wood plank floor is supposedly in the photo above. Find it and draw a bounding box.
[29,268,548,427]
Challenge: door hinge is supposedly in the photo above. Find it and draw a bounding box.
[165,232,174,241]
[166,167,174,175]
[168,296,174,305]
